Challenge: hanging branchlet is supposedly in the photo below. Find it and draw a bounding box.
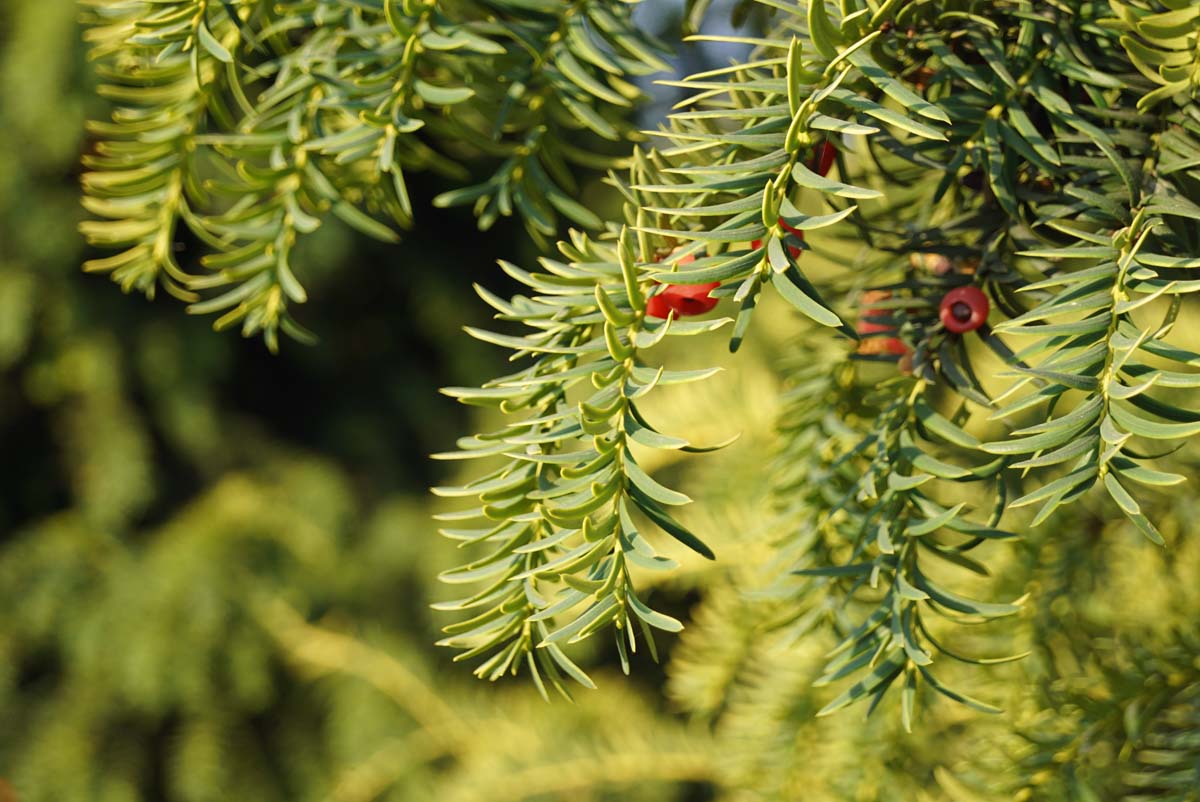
[80,0,667,347]
[751,352,1023,724]
[797,377,1025,727]
[79,0,227,302]
[970,5,1200,546]
[427,0,672,244]
[433,223,734,692]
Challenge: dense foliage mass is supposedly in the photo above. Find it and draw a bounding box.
[3,0,1199,799]
[425,0,1200,729]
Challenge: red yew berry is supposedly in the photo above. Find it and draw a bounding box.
[856,290,909,356]
[813,141,837,177]
[939,286,989,333]
[856,291,896,337]
[646,282,720,318]
[646,250,718,319]
[859,336,909,356]
[645,293,672,319]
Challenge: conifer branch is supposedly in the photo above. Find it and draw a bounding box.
[79,0,229,301]
[433,219,733,689]
[81,0,669,347]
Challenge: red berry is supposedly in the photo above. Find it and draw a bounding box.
[646,249,716,319]
[939,286,989,334]
[856,290,910,356]
[812,141,837,177]
[856,291,894,336]
[645,292,673,319]
[858,319,892,335]
[646,282,720,319]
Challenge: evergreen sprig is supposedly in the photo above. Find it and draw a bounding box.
[433,217,732,690]
[80,0,666,347]
[79,0,220,302]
